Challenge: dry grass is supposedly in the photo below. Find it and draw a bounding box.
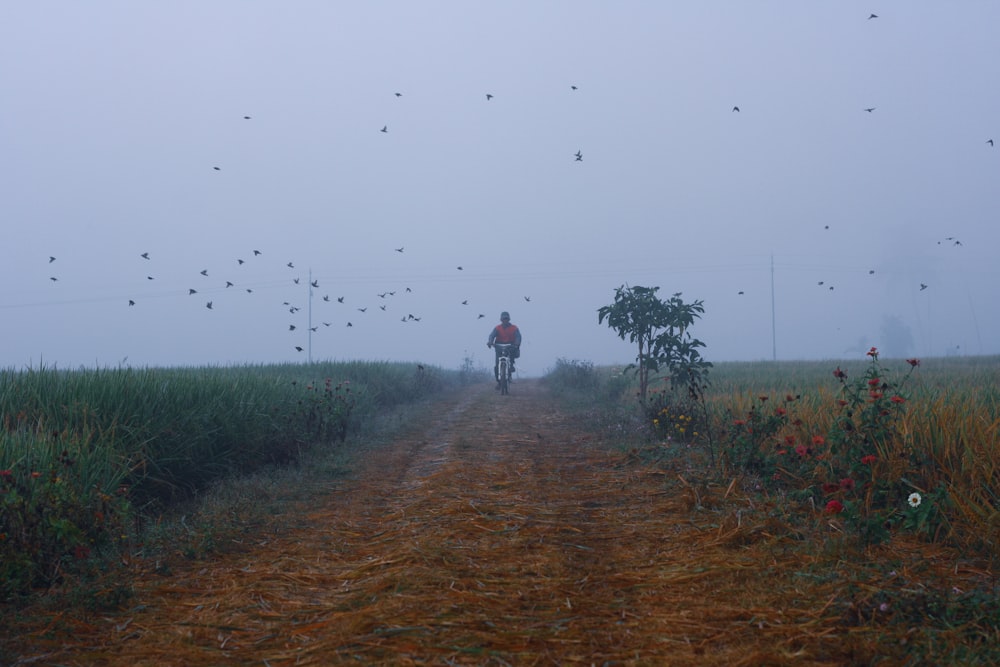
[4,380,997,665]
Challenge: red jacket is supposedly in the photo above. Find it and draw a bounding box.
[489,323,521,345]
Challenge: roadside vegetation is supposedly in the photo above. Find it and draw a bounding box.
[0,359,479,604]
[545,325,1000,666]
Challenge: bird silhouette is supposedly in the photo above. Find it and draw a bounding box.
[311,280,319,288]
[289,325,296,331]
[295,346,303,352]
[337,296,345,303]
[920,283,928,291]
[323,322,331,327]
[379,305,387,311]
[457,266,463,271]
[346,322,353,327]
[293,278,300,284]
[323,295,330,302]
[818,281,824,286]
[380,125,387,133]
[864,107,876,112]
[405,287,412,293]
[571,85,578,90]
[478,314,485,319]
[243,115,251,119]
[206,301,213,309]
[128,299,135,306]
[868,13,878,19]
[246,288,253,293]
[200,269,208,276]
[358,307,367,313]
[524,296,531,302]
[226,281,234,288]
[738,291,744,295]
[237,259,245,265]
[48,256,56,263]
[574,150,583,161]
[141,252,150,259]
[189,288,197,295]
[287,262,294,268]
[213,166,221,171]
[49,277,57,282]
[988,139,994,146]
[394,92,402,97]
[461,300,468,305]
[486,93,493,100]
[732,106,740,112]
[395,247,404,253]
[253,250,262,256]
[869,270,876,275]
[147,276,154,280]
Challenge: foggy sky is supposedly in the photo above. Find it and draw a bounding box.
[2,2,998,376]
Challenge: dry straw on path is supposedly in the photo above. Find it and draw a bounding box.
[7,380,990,665]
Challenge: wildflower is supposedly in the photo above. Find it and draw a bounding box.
[784,435,796,446]
[836,399,849,407]
[31,471,41,479]
[825,500,844,514]
[860,455,877,465]
[907,492,922,508]
[906,358,920,367]
[795,444,808,457]
[868,377,881,387]
[890,395,906,404]
[839,477,855,491]
[775,407,787,416]
[0,469,12,480]
[869,391,883,400]
[758,395,768,402]
[867,347,878,357]
[822,482,841,494]
[812,435,825,446]
[785,394,796,402]
[833,366,847,379]
[733,419,746,426]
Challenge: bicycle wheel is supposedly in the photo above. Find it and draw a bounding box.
[499,358,509,395]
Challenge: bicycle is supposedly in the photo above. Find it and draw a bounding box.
[494,343,515,395]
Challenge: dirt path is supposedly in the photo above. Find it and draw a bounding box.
[10,380,859,666]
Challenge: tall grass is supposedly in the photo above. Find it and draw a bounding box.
[545,354,1000,556]
[0,360,459,597]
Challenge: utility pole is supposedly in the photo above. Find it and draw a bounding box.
[307,268,313,364]
[770,254,777,361]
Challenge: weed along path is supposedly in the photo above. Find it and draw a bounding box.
[14,380,903,665]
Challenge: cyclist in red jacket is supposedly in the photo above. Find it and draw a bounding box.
[487,311,522,388]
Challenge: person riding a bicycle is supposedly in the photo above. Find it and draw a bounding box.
[487,311,521,389]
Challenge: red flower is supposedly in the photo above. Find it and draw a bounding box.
[784,435,796,446]
[869,391,883,400]
[812,435,826,446]
[795,444,808,457]
[822,482,841,494]
[825,500,844,514]
[860,455,877,465]
[775,407,787,416]
[839,477,855,491]
[785,394,797,402]
[837,399,849,407]
[890,395,906,404]
[868,377,881,387]
[867,347,878,357]
[906,358,920,367]
[733,419,746,426]
[0,470,12,481]
[833,367,847,379]
[758,395,769,402]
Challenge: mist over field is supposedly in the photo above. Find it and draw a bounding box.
[2,3,997,376]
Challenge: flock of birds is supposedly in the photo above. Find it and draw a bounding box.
[32,11,993,359]
[41,246,536,354]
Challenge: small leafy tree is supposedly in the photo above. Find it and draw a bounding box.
[597,285,711,405]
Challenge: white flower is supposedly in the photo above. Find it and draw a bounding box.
[907,492,922,508]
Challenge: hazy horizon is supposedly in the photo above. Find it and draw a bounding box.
[3,3,997,376]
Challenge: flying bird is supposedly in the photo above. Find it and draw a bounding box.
[141,252,150,259]
[293,278,300,284]
[380,125,388,133]
[524,296,531,302]
[868,13,878,19]
[461,300,468,305]
[486,93,493,100]
[323,295,330,302]
[337,296,345,303]
[200,269,208,276]
[395,247,404,253]
[988,139,994,146]
[478,314,485,319]
[864,107,876,112]
[226,281,234,288]
[571,85,578,90]
[287,262,294,268]
[920,283,928,291]
[394,92,402,97]
[147,276,154,280]
[379,305,387,311]
[295,346,303,352]
[128,299,135,306]
[253,250,262,256]
[243,115,251,119]
[311,280,319,288]
[574,150,583,161]
[732,106,740,112]
[213,166,221,171]
[738,291,744,295]
[206,301,213,309]
[357,307,367,313]
[289,325,296,331]
[869,270,876,275]
[346,322,353,327]
[237,259,245,265]
[457,266,463,271]
[49,277,57,281]
[188,288,197,295]
[48,256,56,263]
